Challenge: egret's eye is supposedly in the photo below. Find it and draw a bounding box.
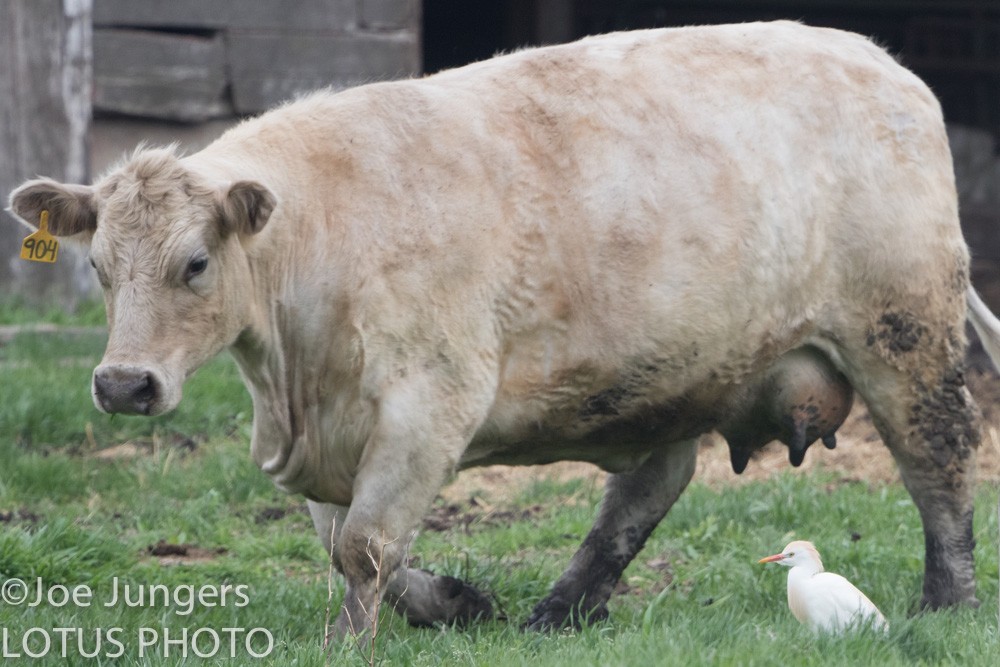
[788,552,795,557]
[186,256,208,280]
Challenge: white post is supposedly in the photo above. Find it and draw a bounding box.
[0,0,95,306]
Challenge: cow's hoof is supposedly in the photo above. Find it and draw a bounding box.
[523,597,609,632]
[405,575,494,628]
[438,575,494,626]
[919,594,980,611]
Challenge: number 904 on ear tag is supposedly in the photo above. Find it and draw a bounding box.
[20,210,59,263]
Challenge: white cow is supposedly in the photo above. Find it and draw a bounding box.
[11,21,1000,636]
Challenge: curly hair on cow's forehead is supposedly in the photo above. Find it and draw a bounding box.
[98,144,217,215]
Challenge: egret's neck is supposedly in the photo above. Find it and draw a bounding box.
[788,560,824,579]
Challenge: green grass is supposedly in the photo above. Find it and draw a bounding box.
[0,328,251,454]
[0,312,997,665]
[0,297,106,326]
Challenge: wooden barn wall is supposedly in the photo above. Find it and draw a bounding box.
[92,0,421,121]
[0,0,95,305]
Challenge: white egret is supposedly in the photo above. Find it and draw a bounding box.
[759,540,888,634]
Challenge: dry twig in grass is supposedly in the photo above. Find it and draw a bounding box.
[323,517,338,658]
[322,523,402,667]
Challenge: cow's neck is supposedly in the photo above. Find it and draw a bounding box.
[229,275,364,505]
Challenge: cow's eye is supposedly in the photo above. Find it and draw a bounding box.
[186,256,208,280]
[89,256,110,287]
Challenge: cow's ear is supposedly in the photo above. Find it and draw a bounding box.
[218,180,275,236]
[8,178,97,237]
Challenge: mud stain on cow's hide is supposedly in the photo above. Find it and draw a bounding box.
[922,507,976,604]
[473,391,707,473]
[910,366,980,470]
[866,311,925,354]
[578,354,695,422]
[579,369,655,419]
[544,519,660,626]
[581,386,630,417]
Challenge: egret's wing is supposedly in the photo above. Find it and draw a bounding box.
[810,572,888,632]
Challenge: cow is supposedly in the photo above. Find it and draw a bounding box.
[10,21,1000,637]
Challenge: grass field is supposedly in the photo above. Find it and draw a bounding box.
[0,305,997,665]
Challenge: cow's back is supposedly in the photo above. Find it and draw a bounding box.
[208,22,954,322]
[345,20,958,345]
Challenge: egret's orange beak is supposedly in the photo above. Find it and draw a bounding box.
[758,553,786,564]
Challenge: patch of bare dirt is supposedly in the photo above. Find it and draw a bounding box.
[0,508,41,524]
[88,435,198,460]
[441,461,604,506]
[441,369,1000,503]
[145,540,227,566]
[253,505,309,523]
[422,500,544,533]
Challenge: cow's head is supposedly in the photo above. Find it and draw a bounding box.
[8,147,275,416]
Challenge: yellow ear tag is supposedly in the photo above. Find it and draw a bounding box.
[20,210,59,263]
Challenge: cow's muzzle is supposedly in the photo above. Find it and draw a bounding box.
[93,365,162,415]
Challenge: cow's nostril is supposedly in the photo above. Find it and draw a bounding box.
[135,372,155,403]
[94,371,112,398]
[93,367,159,415]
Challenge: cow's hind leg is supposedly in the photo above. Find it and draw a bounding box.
[307,500,492,630]
[837,318,981,609]
[524,438,698,631]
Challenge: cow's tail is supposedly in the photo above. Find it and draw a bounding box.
[967,286,1000,372]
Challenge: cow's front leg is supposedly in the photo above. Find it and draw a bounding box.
[525,438,698,630]
[326,383,495,638]
[308,500,348,561]
[308,500,491,631]
[331,474,442,637]
[334,468,492,636]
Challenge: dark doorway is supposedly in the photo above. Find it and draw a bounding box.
[423,1,1000,134]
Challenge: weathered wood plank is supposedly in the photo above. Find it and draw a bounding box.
[0,0,95,304]
[227,31,419,113]
[93,0,358,32]
[360,0,418,30]
[94,29,231,121]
